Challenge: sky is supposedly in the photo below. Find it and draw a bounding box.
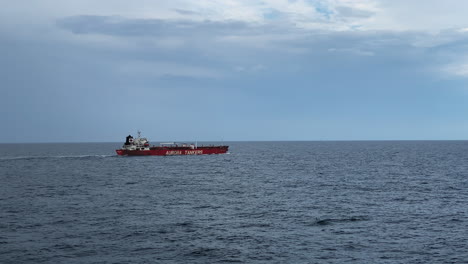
[2,0,468,142]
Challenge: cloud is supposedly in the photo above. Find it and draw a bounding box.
[328,47,374,56]
[335,6,374,18]
[234,64,266,73]
[57,15,257,37]
[366,0,468,31]
[118,60,224,79]
[53,14,468,79]
[443,63,468,77]
[172,9,200,16]
[5,1,468,141]
[5,0,468,35]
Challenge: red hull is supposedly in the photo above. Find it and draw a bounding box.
[116,146,228,156]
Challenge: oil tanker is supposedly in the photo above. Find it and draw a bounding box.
[116,132,228,156]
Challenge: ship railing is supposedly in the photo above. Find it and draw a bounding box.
[160,142,199,148]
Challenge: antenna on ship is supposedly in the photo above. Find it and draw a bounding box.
[137,130,141,138]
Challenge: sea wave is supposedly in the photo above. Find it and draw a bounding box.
[0,154,115,161]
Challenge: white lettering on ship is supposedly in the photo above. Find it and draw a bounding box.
[165,150,203,155]
[185,150,203,155]
[165,150,182,155]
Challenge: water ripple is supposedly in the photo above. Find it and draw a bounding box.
[1,141,468,263]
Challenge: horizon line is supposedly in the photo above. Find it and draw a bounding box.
[1,139,468,144]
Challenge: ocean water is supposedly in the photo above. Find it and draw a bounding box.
[1,141,468,263]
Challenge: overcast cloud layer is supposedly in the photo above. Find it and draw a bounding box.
[2,0,468,142]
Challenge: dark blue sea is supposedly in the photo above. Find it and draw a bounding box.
[1,141,468,263]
